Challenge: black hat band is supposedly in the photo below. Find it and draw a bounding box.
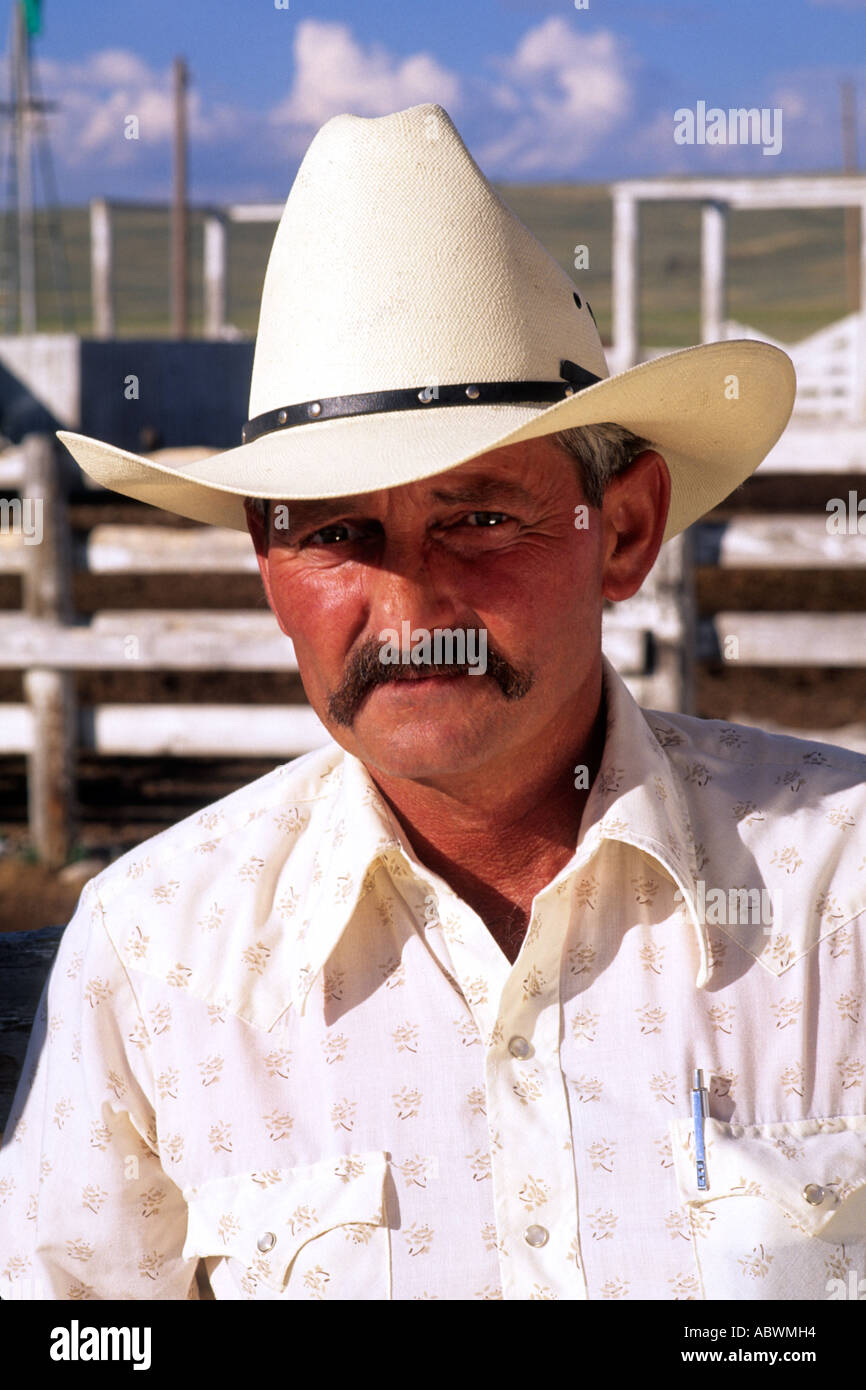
[241,359,602,444]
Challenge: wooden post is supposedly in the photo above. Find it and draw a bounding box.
[642,528,696,715]
[204,213,227,339]
[22,433,77,867]
[90,197,114,338]
[701,200,727,343]
[673,526,697,716]
[611,190,639,369]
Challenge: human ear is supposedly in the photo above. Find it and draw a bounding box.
[600,451,671,602]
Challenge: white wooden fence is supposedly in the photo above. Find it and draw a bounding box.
[608,174,866,418]
[726,314,862,421]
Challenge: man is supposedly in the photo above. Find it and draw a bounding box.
[2,103,865,1302]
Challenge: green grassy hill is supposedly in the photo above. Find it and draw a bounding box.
[4,181,855,345]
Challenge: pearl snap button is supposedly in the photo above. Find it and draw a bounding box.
[257,1231,277,1252]
[508,1036,531,1059]
[524,1225,549,1247]
[803,1184,825,1206]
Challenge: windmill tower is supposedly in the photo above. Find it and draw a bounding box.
[0,0,73,333]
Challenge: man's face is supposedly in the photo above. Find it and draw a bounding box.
[247,436,667,783]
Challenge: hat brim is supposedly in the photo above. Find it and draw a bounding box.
[57,339,795,543]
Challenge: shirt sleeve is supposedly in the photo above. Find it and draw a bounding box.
[0,879,199,1300]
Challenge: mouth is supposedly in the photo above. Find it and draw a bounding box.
[391,668,469,681]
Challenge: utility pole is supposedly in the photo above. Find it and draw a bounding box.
[0,1,68,334]
[171,56,188,338]
[841,80,859,314]
[14,1,35,331]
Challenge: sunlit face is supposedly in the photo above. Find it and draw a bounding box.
[246,436,668,785]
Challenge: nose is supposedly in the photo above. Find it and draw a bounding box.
[363,533,464,638]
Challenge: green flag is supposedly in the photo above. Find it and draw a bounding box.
[21,0,42,36]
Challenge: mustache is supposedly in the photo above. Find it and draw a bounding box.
[326,632,533,727]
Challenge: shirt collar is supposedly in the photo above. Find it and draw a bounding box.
[289,655,711,1013]
[572,656,709,986]
[287,752,416,1014]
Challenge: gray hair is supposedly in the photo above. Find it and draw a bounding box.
[244,421,653,526]
[551,421,654,510]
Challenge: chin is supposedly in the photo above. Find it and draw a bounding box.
[351,721,493,779]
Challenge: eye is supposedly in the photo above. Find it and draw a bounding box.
[302,521,371,546]
[462,511,511,528]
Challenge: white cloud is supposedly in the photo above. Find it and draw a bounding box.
[39,54,153,158]
[81,50,155,88]
[24,29,462,196]
[32,48,264,180]
[473,18,633,175]
[603,57,866,177]
[773,87,808,121]
[271,20,461,129]
[755,63,866,170]
[23,20,632,194]
[39,48,153,90]
[34,51,169,170]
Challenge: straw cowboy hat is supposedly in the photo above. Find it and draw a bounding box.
[57,103,796,541]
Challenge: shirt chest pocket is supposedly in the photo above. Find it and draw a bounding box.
[670,1115,866,1300]
[182,1151,391,1300]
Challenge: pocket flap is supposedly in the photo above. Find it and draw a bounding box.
[182,1151,388,1291]
[670,1115,866,1237]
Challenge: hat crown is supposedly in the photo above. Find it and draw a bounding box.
[248,103,608,417]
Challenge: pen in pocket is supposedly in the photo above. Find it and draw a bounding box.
[691,1068,709,1190]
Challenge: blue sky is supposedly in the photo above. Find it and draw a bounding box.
[2,0,865,203]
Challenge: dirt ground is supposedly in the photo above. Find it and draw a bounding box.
[0,856,105,935]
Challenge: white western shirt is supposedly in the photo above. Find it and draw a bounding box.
[1,658,865,1301]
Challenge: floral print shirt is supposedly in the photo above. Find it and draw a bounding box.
[1,658,865,1301]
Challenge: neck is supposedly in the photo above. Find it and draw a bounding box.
[367,679,607,962]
